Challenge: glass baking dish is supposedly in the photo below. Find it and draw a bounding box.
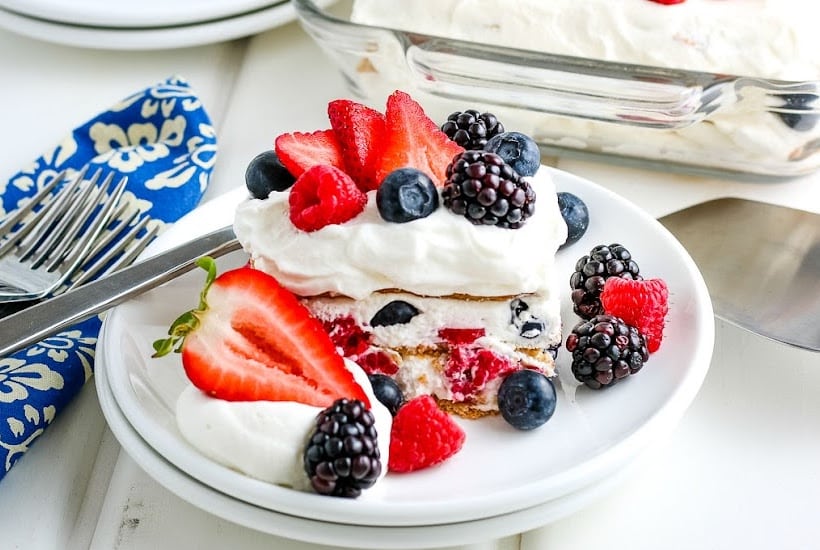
[293,0,819,181]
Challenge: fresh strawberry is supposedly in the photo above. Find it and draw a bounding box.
[600,277,669,353]
[288,164,367,232]
[375,90,464,187]
[152,257,369,407]
[328,99,386,192]
[274,129,345,178]
[388,395,465,473]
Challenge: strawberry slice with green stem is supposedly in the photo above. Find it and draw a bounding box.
[153,257,369,407]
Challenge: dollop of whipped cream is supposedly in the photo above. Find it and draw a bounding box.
[234,167,567,300]
[176,360,392,491]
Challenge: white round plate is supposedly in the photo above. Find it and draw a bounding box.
[101,167,714,527]
[95,343,645,549]
[0,1,334,51]
[0,0,282,28]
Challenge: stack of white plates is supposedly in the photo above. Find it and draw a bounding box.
[0,0,334,50]
[94,169,714,549]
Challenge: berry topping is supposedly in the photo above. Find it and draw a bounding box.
[497,370,557,430]
[775,93,819,132]
[438,327,486,345]
[274,129,344,179]
[304,398,382,498]
[322,315,372,357]
[368,373,404,416]
[152,258,369,407]
[376,168,440,223]
[441,109,505,150]
[288,165,367,232]
[601,277,669,353]
[327,99,387,191]
[388,395,465,473]
[648,0,686,4]
[375,90,465,187]
[369,300,421,327]
[444,346,518,401]
[442,150,536,228]
[483,131,540,177]
[245,150,295,199]
[566,314,649,390]
[557,191,590,249]
[570,243,642,319]
[357,350,399,376]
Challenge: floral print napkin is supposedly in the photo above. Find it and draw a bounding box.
[0,75,217,481]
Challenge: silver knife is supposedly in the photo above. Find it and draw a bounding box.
[0,225,240,358]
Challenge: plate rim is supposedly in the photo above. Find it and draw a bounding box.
[94,341,647,548]
[0,1,317,51]
[100,166,715,526]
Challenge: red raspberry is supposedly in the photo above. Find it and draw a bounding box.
[648,0,686,4]
[600,277,669,353]
[322,315,371,357]
[356,350,399,376]
[437,327,486,345]
[288,164,367,232]
[388,395,465,473]
[444,346,518,401]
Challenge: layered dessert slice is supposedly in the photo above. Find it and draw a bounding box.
[234,91,567,417]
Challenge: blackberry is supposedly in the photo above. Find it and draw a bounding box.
[441,110,505,150]
[303,398,382,498]
[569,243,642,318]
[442,151,536,229]
[565,314,649,390]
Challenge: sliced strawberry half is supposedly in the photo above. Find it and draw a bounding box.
[274,129,345,179]
[374,90,464,187]
[328,99,386,192]
[153,258,369,408]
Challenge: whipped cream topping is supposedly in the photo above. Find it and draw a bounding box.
[234,167,567,300]
[176,360,392,491]
[351,0,819,81]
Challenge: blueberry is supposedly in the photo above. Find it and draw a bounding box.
[245,150,296,199]
[370,300,420,327]
[776,93,819,132]
[376,168,439,223]
[497,370,556,430]
[484,131,540,177]
[557,192,590,249]
[367,374,403,416]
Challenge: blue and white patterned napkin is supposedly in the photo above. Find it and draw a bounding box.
[0,76,217,481]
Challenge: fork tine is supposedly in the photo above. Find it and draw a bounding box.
[36,171,115,268]
[69,216,156,287]
[0,169,86,258]
[44,175,128,276]
[15,167,97,261]
[0,169,67,244]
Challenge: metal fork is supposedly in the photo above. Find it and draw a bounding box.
[0,167,134,302]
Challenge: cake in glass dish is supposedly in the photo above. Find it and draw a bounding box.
[293,0,820,178]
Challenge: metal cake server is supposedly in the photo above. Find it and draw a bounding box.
[659,198,819,352]
[0,198,816,358]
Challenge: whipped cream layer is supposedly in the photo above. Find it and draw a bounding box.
[306,291,562,350]
[234,168,567,300]
[176,360,392,491]
[351,0,819,81]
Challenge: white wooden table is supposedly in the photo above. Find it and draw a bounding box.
[0,19,818,550]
